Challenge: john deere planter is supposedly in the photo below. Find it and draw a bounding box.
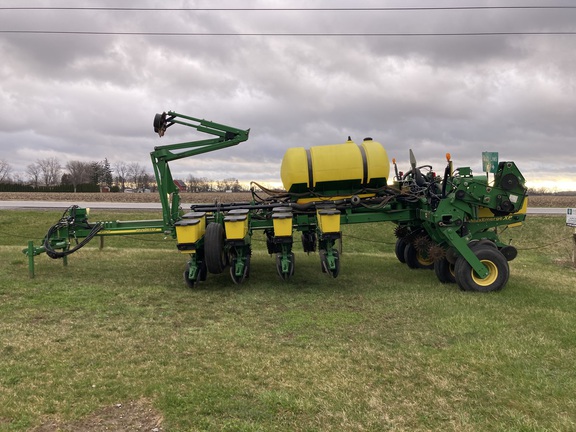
[24,111,528,292]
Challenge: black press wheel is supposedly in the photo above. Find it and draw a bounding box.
[395,238,408,263]
[204,223,227,274]
[454,246,509,292]
[434,257,456,284]
[404,242,434,270]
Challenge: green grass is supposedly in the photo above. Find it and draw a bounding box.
[0,210,575,431]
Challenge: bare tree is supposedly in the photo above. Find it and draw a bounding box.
[65,161,90,193]
[127,162,147,190]
[216,177,242,192]
[0,159,12,182]
[186,175,212,193]
[26,162,41,188]
[11,172,24,184]
[114,161,129,191]
[37,157,62,187]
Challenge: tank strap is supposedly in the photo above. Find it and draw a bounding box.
[358,145,368,186]
[306,149,314,188]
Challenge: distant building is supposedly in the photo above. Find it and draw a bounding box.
[174,179,187,192]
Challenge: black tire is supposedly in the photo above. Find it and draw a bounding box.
[404,242,434,270]
[454,246,509,292]
[445,247,459,264]
[500,245,518,261]
[204,223,227,274]
[470,239,497,250]
[434,258,456,284]
[198,260,208,281]
[395,238,408,263]
[153,112,166,134]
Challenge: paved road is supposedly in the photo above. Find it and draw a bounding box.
[0,200,568,215]
[526,207,567,215]
[0,200,165,210]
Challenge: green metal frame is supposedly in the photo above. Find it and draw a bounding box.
[24,110,528,293]
[150,111,250,228]
[24,112,250,277]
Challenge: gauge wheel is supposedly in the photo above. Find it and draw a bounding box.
[395,238,408,263]
[204,223,227,274]
[434,257,456,284]
[404,242,434,269]
[469,239,497,250]
[455,246,509,292]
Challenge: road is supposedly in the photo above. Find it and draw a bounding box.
[0,200,165,210]
[0,200,568,215]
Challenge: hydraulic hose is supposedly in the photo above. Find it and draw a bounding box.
[43,206,103,259]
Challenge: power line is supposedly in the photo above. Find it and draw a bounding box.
[1,30,575,37]
[1,6,576,11]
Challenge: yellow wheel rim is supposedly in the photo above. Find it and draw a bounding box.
[417,252,434,267]
[471,259,498,287]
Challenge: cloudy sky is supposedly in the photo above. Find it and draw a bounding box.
[1,0,575,190]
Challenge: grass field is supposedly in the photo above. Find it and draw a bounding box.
[1,209,575,431]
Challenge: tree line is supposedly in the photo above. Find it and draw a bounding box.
[0,157,247,193]
[186,175,247,193]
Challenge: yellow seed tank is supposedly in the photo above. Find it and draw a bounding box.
[280,138,390,196]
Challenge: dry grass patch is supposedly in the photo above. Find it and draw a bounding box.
[30,399,163,432]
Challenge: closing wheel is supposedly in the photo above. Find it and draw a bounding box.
[404,242,434,269]
[183,265,196,289]
[205,223,227,274]
[183,260,206,289]
[454,246,509,292]
[230,254,250,285]
[276,252,295,280]
[394,238,408,263]
[320,249,340,278]
[434,258,456,284]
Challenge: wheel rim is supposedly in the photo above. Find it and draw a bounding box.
[449,263,456,278]
[417,252,434,267]
[471,259,498,286]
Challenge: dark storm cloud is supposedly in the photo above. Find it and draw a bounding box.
[1,1,575,189]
